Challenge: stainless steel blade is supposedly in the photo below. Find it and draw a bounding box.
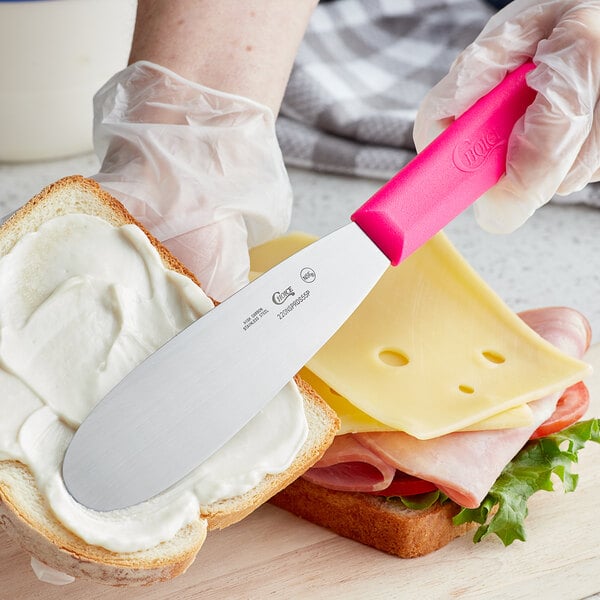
[62,223,389,511]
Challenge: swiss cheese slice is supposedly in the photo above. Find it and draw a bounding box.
[250,232,590,439]
[299,366,534,434]
[299,366,393,434]
[460,403,533,431]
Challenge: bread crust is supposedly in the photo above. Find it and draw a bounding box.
[270,477,475,558]
[0,463,205,586]
[0,176,339,585]
[0,175,200,287]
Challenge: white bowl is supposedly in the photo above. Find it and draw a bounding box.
[0,0,136,162]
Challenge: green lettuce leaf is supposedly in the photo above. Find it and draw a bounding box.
[453,418,600,546]
[386,490,448,510]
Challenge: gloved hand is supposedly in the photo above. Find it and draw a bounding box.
[93,61,293,301]
[413,0,600,233]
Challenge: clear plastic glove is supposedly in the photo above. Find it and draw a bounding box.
[93,61,292,300]
[413,0,600,233]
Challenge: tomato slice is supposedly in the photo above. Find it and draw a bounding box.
[530,381,589,439]
[366,471,437,497]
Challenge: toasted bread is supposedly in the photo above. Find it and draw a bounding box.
[270,477,474,558]
[0,175,339,586]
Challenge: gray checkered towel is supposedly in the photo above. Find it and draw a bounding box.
[277,0,600,207]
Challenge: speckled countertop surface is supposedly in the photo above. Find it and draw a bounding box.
[1,154,599,342]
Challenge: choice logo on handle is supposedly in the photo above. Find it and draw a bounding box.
[452,129,504,172]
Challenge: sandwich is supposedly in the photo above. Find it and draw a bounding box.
[249,231,599,558]
[0,176,339,586]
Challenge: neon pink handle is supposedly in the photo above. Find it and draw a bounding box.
[351,62,536,265]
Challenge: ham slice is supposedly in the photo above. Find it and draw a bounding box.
[519,306,591,358]
[306,307,591,507]
[358,393,560,508]
[302,434,396,492]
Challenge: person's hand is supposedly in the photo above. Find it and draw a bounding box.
[413,0,600,233]
[93,61,292,301]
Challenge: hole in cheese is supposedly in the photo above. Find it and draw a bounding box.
[482,350,506,364]
[378,349,409,367]
[459,384,475,394]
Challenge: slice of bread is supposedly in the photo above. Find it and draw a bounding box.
[0,175,339,586]
[270,477,474,558]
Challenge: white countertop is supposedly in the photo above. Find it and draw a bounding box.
[1,153,599,342]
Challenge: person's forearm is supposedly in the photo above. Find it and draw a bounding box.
[129,0,318,114]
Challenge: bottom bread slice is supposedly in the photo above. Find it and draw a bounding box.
[270,477,474,558]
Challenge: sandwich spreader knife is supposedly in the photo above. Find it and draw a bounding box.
[63,62,536,511]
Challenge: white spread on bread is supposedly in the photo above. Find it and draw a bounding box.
[0,213,307,552]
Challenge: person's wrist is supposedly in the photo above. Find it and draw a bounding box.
[128,0,319,114]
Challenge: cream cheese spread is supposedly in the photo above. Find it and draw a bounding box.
[0,213,308,552]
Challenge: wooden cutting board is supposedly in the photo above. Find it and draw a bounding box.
[2,346,600,600]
